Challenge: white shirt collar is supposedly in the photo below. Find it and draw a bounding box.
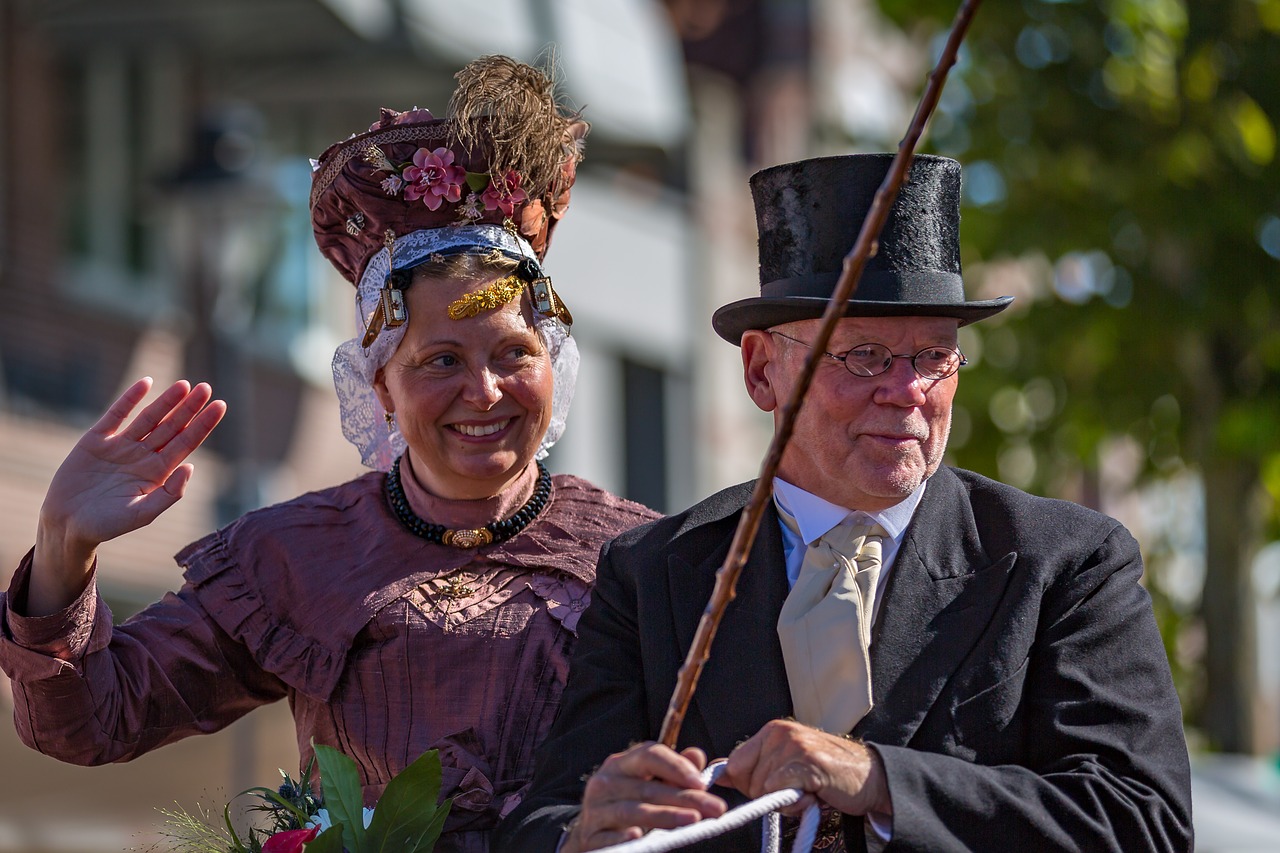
[772,477,925,546]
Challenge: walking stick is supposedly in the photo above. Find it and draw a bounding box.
[659,0,985,748]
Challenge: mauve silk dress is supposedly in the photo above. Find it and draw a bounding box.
[0,469,658,853]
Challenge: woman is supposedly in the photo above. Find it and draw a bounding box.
[0,56,657,851]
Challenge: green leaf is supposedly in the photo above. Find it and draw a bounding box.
[364,749,451,852]
[417,803,451,852]
[313,742,368,852]
[464,171,489,193]
[303,825,346,853]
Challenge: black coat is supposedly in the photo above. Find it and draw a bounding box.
[495,467,1193,852]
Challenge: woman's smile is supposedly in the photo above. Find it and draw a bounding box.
[449,418,514,438]
[373,271,554,501]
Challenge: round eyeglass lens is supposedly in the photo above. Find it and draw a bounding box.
[844,345,894,376]
[843,344,963,379]
[913,347,963,379]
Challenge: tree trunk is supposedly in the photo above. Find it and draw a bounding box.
[1200,457,1262,753]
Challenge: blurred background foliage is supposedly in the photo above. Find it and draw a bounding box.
[874,0,1280,753]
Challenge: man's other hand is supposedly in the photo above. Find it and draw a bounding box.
[722,719,893,818]
[564,742,727,852]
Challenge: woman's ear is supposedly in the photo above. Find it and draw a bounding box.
[372,366,395,414]
[741,330,780,413]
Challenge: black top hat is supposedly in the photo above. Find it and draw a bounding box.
[712,154,1013,343]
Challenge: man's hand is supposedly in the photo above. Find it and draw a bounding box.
[563,742,727,853]
[721,719,892,818]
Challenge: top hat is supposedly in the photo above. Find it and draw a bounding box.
[712,154,1012,343]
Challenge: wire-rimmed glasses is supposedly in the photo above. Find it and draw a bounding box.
[770,331,967,380]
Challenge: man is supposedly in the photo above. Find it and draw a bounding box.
[496,155,1193,852]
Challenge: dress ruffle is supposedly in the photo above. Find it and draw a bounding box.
[179,530,351,701]
[176,473,657,700]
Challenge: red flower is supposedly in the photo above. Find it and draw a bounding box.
[481,170,529,217]
[261,826,320,853]
[402,147,466,211]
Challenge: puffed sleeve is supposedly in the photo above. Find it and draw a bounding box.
[0,548,287,765]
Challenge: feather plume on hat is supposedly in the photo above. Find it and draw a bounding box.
[448,54,583,209]
[310,54,588,285]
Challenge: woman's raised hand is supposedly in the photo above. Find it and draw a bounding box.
[29,378,226,615]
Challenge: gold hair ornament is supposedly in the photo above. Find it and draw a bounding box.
[447,275,526,320]
[530,277,572,326]
[361,230,409,349]
[445,258,573,324]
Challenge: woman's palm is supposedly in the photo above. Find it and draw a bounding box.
[43,378,226,547]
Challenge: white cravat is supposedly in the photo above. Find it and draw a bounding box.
[773,479,923,614]
[776,515,888,734]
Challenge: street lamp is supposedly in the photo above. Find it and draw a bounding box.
[163,102,284,817]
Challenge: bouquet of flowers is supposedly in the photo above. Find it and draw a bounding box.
[155,745,450,853]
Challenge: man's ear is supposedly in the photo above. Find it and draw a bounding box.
[742,330,780,413]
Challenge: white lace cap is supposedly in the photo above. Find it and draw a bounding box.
[331,224,579,470]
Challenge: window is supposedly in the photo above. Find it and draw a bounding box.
[623,358,668,511]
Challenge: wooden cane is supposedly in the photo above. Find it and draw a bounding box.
[658,0,985,748]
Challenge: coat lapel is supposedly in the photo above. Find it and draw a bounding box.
[855,467,1016,747]
[667,498,793,760]
[662,471,1016,755]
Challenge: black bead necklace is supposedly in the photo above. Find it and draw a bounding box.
[385,456,552,548]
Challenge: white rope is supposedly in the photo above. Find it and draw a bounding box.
[763,811,782,852]
[793,800,821,852]
[593,762,821,853]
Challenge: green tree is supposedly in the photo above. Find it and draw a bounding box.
[876,0,1280,752]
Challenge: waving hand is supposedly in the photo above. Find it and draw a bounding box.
[29,377,226,615]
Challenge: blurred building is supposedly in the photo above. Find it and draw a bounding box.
[0,0,702,847]
[20,1,1265,851]
[0,0,850,845]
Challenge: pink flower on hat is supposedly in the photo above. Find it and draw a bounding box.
[403,147,466,211]
[481,170,528,217]
[549,186,571,220]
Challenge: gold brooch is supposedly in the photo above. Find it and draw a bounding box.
[439,572,478,599]
[441,528,494,549]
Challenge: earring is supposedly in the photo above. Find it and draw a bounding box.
[384,411,396,433]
